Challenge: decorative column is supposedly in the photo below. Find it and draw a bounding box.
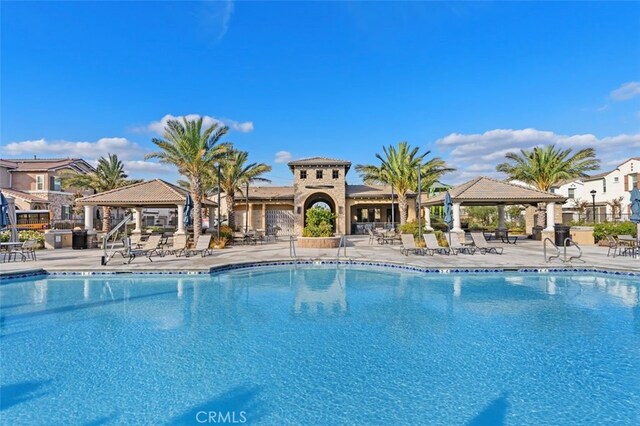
[424,206,433,231]
[544,202,556,231]
[452,203,462,232]
[132,208,143,235]
[262,203,267,230]
[247,203,253,231]
[84,205,94,231]
[174,204,187,249]
[497,205,506,230]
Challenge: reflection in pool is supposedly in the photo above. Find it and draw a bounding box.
[1,267,639,425]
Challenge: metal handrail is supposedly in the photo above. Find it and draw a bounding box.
[563,238,584,263]
[102,214,132,265]
[289,236,297,259]
[543,237,561,263]
[336,234,346,260]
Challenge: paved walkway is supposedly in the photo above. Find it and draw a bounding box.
[1,236,638,276]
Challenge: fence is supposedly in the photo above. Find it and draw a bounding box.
[562,212,632,225]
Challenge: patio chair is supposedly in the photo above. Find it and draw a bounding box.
[605,235,620,257]
[161,236,189,257]
[423,233,453,255]
[122,234,162,264]
[233,232,247,245]
[185,234,213,257]
[400,234,423,256]
[470,232,504,255]
[8,239,38,261]
[368,229,383,245]
[449,234,476,255]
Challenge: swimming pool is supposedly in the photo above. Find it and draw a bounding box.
[1,266,639,425]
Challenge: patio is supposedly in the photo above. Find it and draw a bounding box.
[1,236,637,276]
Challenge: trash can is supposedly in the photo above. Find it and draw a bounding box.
[72,230,88,250]
[532,226,543,241]
[554,225,571,246]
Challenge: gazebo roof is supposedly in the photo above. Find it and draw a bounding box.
[422,176,566,206]
[77,179,217,208]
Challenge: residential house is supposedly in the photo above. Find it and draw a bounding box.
[0,158,96,223]
[551,157,640,222]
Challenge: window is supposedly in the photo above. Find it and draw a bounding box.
[50,176,62,191]
[550,188,555,193]
[300,170,307,179]
[568,188,575,199]
[632,174,638,189]
[614,177,619,183]
[332,170,339,179]
[316,170,323,179]
[61,205,72,220]
[36,175,45,190]
[602,178,606,193]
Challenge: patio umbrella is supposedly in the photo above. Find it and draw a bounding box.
[630,187,640,248]
[444,191,453,246]
[184,193,193,226]
[3,194,19,242]
[0,192,7,229]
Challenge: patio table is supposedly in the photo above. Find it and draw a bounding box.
[0,242,27,262]
[617,236,639,258]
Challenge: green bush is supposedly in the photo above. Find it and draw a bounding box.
[0,230,45,247]
[399,220,420,238]
[302,207,335,237]
[592,222,637,242]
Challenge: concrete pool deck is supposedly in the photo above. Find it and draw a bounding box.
[1,236,638,277]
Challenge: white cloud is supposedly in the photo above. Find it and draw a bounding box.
[3,137,145,160]
[274,151,293,164]
[145,114,253,135]
[123,160,174,175]
[610,81,640,101]
[436,128,640,184]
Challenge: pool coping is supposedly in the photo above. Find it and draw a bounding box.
[0,258,638,282]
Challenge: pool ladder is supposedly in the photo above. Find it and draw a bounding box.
[543,237,583,264]
[336,234,346,261]
[289,236,297,261]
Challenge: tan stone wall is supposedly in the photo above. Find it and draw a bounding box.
[42,192,76,221]
[292,165,347,235]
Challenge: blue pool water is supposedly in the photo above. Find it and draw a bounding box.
[1,266,639,425]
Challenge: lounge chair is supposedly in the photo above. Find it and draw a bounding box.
[470,232,504,255]
[605,235,620,257]
[449,234,476,255]
[232,232,247,245]
[185,234,213,257]
[368,229,383,245]
[400,234,423,256]
[8,239,38,261]
[121,234,162,263]
[161,237,189,257]
[423,233,453,255]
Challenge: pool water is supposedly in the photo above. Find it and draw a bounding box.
[1,267,639,425]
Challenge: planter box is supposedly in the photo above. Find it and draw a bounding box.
[570,226,595,245]
[297,236,341,249]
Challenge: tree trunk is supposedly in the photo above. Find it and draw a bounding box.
[191,177,203,244]
[102,206,112,233]
[226,194,236,231]
[398,193,408,225]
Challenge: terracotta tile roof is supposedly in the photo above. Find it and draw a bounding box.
[233,186,294,201]
[288,157,351,172]
[0,159,17,168]
[346,184,416,199]
[0,188,49,204]
[1,158,95,173]
[422,176,566,206]
[77,179,217,207]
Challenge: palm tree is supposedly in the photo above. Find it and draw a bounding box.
[145,117,229,242]
[496,145,600,227]
[60,153,141,232]
[355,142,453,225]
[215,149,272,230]
[496,145,599,191]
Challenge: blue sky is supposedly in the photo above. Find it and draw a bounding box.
[2,1,639,185]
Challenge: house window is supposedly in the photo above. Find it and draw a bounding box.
[602,178,606,193]
[300,170,307,179]
[61,205,72,220]
[568,188,575,199]
[332,170,339,179]
[614,177,619,183]
[50,176,62,191]
[316,170,323,179]
[632,174,638,189]
[36,175,45,190]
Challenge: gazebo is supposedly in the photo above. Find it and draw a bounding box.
[422,176,566,242]
[76,179,217,241]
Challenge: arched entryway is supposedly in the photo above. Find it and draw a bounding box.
[303,192,336,231]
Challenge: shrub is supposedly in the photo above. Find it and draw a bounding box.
[0,230,45,247]
[592,222,637,242]
[302,207,335,237]
[399,220,420,238]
